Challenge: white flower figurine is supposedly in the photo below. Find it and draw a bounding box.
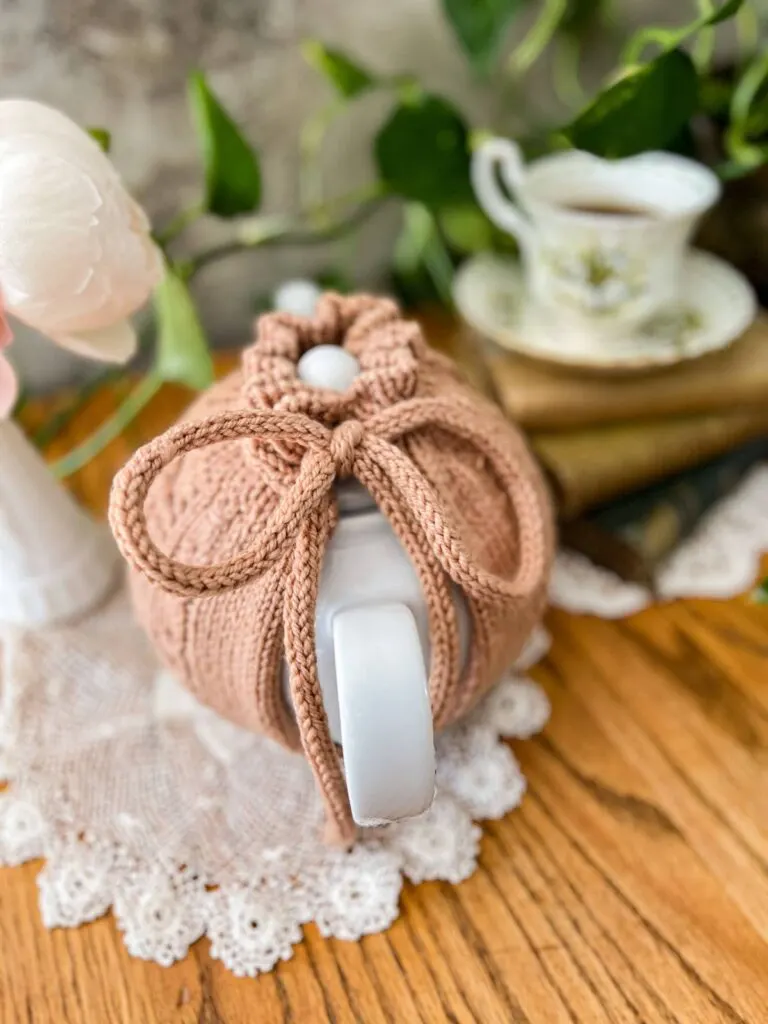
[0,100,162,627]
[0,99,163,364]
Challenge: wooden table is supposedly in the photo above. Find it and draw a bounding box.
[2,322,768,1024]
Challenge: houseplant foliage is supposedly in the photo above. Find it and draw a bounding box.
[6,0,766,475]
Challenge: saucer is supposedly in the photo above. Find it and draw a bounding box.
[453,250,757,375]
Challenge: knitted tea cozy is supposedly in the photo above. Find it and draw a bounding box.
[109,294,554,844]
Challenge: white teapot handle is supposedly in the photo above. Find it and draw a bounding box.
[333,602,435,826]
[471,137,532,249]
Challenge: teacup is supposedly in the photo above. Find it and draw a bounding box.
[471,139,721,344]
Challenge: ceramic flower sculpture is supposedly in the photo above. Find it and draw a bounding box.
[0,99,162,627]
[0,99,162,362]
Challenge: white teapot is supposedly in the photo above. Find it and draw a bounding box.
[111,291,553,844]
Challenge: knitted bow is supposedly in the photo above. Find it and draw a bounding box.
[109,398,545,602]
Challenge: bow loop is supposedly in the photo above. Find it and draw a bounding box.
[360,396,548,603]
[109,408,337,597]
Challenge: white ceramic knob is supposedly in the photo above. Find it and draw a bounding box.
[297,345,361,393]
[273,279,323,317]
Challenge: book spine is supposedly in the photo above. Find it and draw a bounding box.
[561,437,768,585]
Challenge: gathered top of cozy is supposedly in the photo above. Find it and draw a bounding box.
[109,293,554,845]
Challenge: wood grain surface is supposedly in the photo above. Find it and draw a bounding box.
[2,316,767,1023]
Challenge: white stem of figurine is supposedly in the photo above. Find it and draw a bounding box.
[0,418,119,627]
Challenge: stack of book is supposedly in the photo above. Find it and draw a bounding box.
[428,314,768,587]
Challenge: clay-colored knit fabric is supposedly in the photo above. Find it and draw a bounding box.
[109,294,554,845]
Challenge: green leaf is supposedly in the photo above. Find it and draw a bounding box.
[746,93,768,140]
[152,267,214,391]
[730,50,768,135]
[393,203,438,275]
[374,94,472,206]
[699,74,734,118]
[316,267,354,293]
[438,203,496,253]
[622,0,743,64]
[706,0,743,26]
[721,51,768,175]
[442,0,523,74]
[566,50,699,158]
[717,147,768,179]
[188,70,261,218]
[393,203,455,307]
[87,127,111,152]
[752,579,768,603]
[560,0,609,37]
[301,40,374,98]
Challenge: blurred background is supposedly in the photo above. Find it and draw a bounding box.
[1,0,767,608]
[2,0,757,388]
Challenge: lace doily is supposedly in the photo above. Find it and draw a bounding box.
[550,463,768,617]
[3,461,764,974]
[0,588,551,977]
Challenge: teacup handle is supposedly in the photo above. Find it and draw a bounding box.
[333,602,435,826]
[472,138,532,248]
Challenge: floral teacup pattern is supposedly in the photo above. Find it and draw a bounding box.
[544,245,647,317]
[471,138,721,346]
